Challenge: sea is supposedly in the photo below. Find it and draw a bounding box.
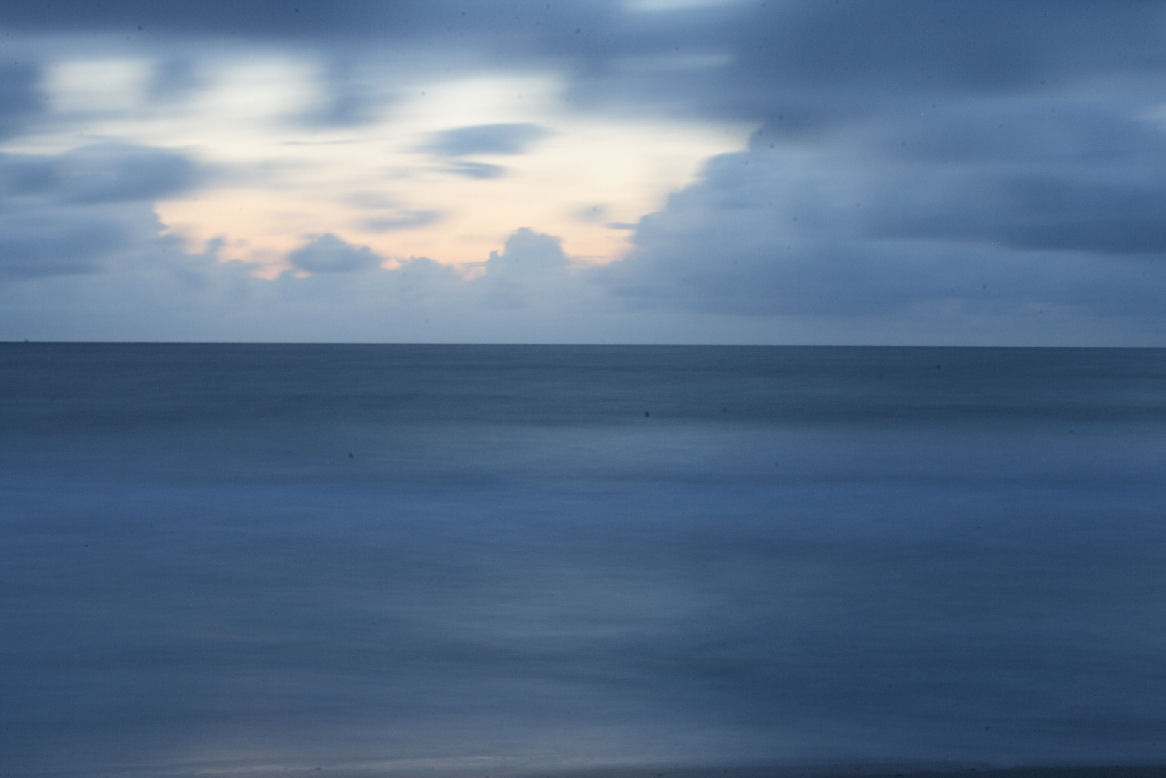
[2,343,1165,777]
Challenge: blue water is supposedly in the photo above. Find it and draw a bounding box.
[2,344,1165,776]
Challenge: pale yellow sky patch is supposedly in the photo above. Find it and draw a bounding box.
[34,55,751,275]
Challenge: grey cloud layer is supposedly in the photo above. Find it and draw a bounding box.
[0,63,42,139]
[442,161,508,180]
[4,2,1164,116]
[8,2,1161,138]
[422,123,554,157]
[362,210,443,233]
[0,144,210,280]
[288,234,384,274]
[421,124,554,181]
[0,211,130,278]
[597,110,1166,322]
[0,144,203,204]
[4,1,1166,342]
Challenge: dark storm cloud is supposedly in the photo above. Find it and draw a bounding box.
[288,234,384,273]
[422,123,553,157]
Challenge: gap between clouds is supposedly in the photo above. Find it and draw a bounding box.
[4,123,1166,343]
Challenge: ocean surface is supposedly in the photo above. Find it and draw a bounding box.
[2,344,1165,777]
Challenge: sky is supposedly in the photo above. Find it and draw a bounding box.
[2,0,1166,344]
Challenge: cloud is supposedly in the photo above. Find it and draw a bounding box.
[362,210,442,233]
[484,228,569,276]
[0,144,204,204]
[825,93,1166,261]
[275,228,590,328]
[1,226,582,341]
[0,239,273,341]
[878,174,1166,257]
[3,3,1163,129]
[272,252,466,315]
[287,234,385,273]
[594,122,1166,328]
[555,2,1166,138]
[385,256,463,303]
[0,0,628,63]
[0,143,210,281]
[0,210,130,278]
[61,144,204,203]
[15,3,1159,164]
[476,227,576,310]
[294,58,389,127]
[0,1,393,40]
[5,1,1166,345]
[442,161,508,180]
[147,57,203,102]
[423,123,553,157]
[0,61,42,139]
[572,204,608,224]
[856,100,1166,258]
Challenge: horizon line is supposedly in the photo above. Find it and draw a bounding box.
[3,340,1165,350]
